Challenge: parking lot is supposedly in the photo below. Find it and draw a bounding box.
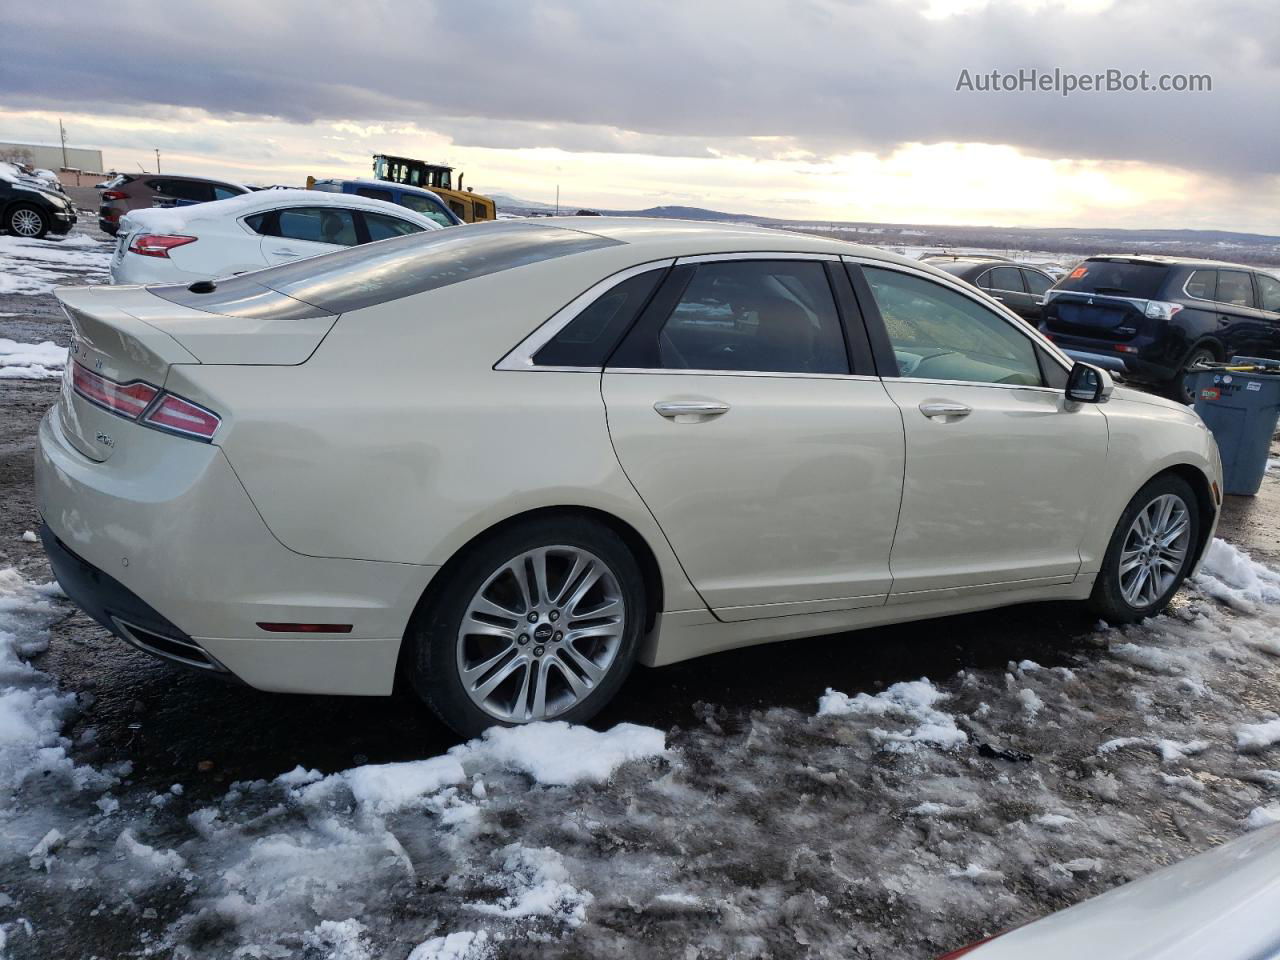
[1,222,1279,958]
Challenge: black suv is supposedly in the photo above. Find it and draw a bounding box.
[1,167,77,239]
[1041,255,1280,402]
[923,255,1057,324]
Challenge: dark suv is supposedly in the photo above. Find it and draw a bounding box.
[96,174,249,235]
[1041,255,1280,402]
[923,255,1057,324]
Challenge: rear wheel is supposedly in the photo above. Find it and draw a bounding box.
[406,516,645,738]
[1169,346,1217,404]
[1089,474,1199,623]
[6,204,48,239]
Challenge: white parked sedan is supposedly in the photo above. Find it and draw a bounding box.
[39,219,1221,736]
[108,188,443,285]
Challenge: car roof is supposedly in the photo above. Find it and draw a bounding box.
[130,172,251,191]
[1084,253,1265,271]
[316,178,450,203]
[120,188,441,233]
[542,216,952,274]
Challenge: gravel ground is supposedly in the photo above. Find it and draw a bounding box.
[2,226,1280,959]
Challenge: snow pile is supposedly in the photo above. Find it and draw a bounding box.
[0,233,111,296]
[4,538,1280,957]
[0,338,66,380]
[1195,538,1280,611]
[819,678,968,752]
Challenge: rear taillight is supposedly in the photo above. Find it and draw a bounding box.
[141,394,222,440]
[1144,300,1183,320]
[72,363,158,418]
[101,190,128,201]
[71,362,220,442]
[128,234,197,258]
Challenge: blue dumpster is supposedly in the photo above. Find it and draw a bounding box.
[1192,357,1280,496]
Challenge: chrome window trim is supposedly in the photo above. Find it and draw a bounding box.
[603,368,880,382]
[494,259,675,372]
[675,251,841,265]
[841,254,1075,374]
[1181,268,1259,310]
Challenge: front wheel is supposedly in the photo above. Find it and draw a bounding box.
[406,516,645,738]
[6,204,48,239]
[1089,474,1200,623]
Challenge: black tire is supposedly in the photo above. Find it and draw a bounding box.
[1167,346,1217,404]
[6,203,49,239]
[1089,474,1200,623]
[405,515,646,738]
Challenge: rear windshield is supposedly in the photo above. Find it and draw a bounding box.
[151,221,623,318]
[1056,259,1169,299]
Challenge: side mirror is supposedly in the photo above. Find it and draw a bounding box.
[1066,362,1114,404]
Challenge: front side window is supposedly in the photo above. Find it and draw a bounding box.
[276,207,358,246]
[862,266,1043,386]
[988,266,1024,293]
[399,193,456,226]
[1023,270,1053,296]
[161,179,214,203]
[362,211,423,242]
[654,260,848,374]
[1258,273,1280,313]
[1217,270,1255,308]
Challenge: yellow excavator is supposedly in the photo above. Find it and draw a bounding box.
[370,154,496,223]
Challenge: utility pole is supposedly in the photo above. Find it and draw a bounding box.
[59,119,68,170]
[155,148,161,173]
[555,183,560,216]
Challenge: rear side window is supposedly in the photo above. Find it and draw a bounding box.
[534,269,664,367]
[362,211,423,242]
[276,207,358,246]
[1185,269,1216,300]
[151,222,623,318]
[652,260,849,375]
[151,179,214,203]
[988,266,1024,292]
[1217,270,1255,308]
[355,187,394,203]
[1057,259,1169,299]
[1258,274,1280,313]
[212,185,242,200]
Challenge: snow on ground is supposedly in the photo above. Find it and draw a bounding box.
[0,339,66,380]
[0,234,111,297]
[4,541,1280,958]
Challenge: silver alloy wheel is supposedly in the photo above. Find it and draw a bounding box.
[457,545,626,723]
[10,208,43,237]
[1118,493,1191,607]
[1182,351,1214,403]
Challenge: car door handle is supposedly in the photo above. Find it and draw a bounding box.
[919,401,972,421]
[653,400,730,422]
[269,247,301,257]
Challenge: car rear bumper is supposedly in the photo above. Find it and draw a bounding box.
[35,406,434,695]
[1049,338,1176,383]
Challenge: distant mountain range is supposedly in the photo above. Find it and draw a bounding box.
[486,193,1280,266]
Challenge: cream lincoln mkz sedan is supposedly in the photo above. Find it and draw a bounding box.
[37,219,1222,736]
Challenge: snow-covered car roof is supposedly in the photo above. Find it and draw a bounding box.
[120,188,446,234]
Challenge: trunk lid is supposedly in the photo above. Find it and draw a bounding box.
[1042,257,1173,342]
[52,282,337,461]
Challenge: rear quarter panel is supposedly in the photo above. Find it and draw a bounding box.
[178,250,706,613]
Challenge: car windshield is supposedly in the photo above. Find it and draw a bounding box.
[1056,259,1170,299]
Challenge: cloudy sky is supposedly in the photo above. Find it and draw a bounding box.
[2,0,1277,231]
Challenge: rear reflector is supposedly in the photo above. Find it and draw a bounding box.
[72,362,158,418]
[256,623,354,634]
[142,394,222,440]
[128,234,197,258]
